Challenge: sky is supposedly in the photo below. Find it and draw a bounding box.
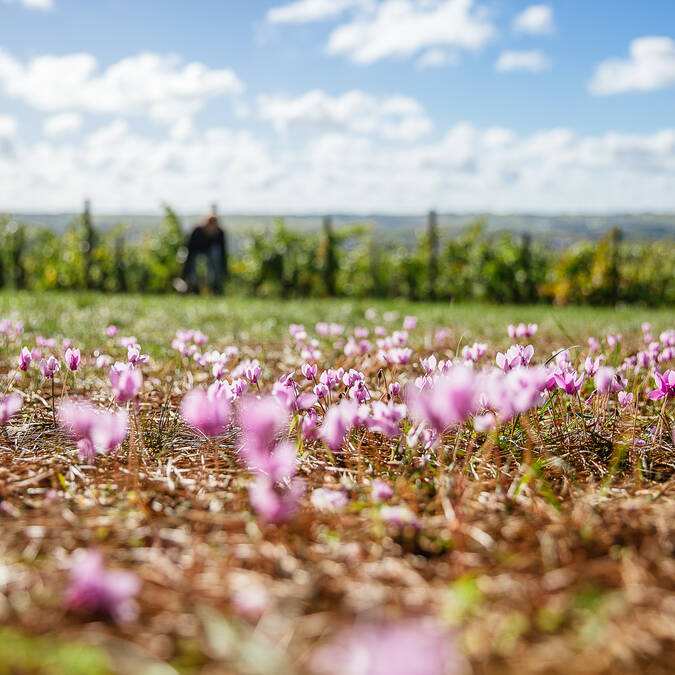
[1,0,675,214]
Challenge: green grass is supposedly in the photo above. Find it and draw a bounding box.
[0,291,671,355]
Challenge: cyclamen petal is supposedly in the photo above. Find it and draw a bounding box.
[180,387,232,437]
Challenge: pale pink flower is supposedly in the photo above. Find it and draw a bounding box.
[180,387,232,438]
[109,363,143,402]
[371,479,393,502]
[407,366,477,432]
[311,617,459,675]
[249,474,304,523]
[0,393,22,424]
[105,325,119,338]
[311,487,348,511]
[39,356,60,379]
[403,315,417,331]
[59,400,128,460]
[65,347,81,371]
[18,346,32,371]
[618,391,634,408]
[594,367,626,395]
[66,549,139,622]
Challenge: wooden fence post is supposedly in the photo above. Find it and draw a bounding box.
[323,215,337,296]
[428,210,439,300]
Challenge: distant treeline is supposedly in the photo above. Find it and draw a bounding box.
[1,206,673,306]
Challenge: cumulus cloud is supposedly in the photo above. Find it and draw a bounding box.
[43,112,83,136]
[0,49,244,122]
[2,0,52,11]
[266,0,364,24]
[589,36,675,95]
[2,120,675,212]
[496,50,549,73]
[512,4,553,35]
[416,48,459,69]
[325,0,494,64]
[258,89,433,141]
[0,114,17,138]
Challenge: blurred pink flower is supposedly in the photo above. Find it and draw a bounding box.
[59,400,128,460]
[105,325,119,338]
[321,399,360,451]
[594,367,626,395]
[311,617,460,675]
[311,487,348,511]
[0,393,22,424]
[66,549,139,622]
[407,366,477,433]
[371,479,393,502]
[249,474,304,523]
[109,362,143,402]
[403,315,417,331]
[180,387,232,437]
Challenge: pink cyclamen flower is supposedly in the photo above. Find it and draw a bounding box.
[65,347,81,371]
[618,391,634,408]
[647,369,675,400]
[109,362,143,402]
[321,399,360,451]
[180,387,232,437]
[496,344,534,372]
[66,549,140,622]
[18,346,32,371]
[105,325,119,338]
[553,369,585,395]
[249,474,304,523]
[301,363,318,381]
[407,366,477,433]
[403,315,417,331]
[0,393,22,424]
[311,487,348,512]
[371,479,393,502]
[311,618,459,675]
[59,400,129,460]
[594,367,626,395]
[607,333,622,350]
[127,344,149,365]
[39,356,60,379]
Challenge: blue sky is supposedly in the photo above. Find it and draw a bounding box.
[1,0,675,213]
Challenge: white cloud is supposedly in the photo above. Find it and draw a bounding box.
[416,48,459,69]
[2,0,53,11]
[325,0,495,64]
[43,112,82,136]
[266,0,364,24]
[258,89,433,141]
[0,114,17,138]
[512,4,553,35]
[589,36,675,95]
[2,121,675,212]
[0,49,244,122]
[496,50,549,73]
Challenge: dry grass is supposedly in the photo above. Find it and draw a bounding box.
[0,297,673,674]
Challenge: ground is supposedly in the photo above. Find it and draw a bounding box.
[0,292,673,675]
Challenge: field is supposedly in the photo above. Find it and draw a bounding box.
[0,292,673,675]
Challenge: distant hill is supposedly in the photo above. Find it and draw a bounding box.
[4,212,675,247]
